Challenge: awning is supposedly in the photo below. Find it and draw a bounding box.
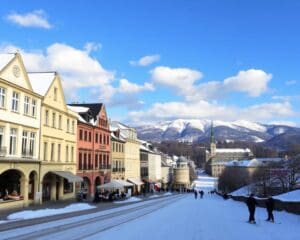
[127,178,144,186]
[51,171,83,182]
[97,180,133,190]
[114,179,134,187]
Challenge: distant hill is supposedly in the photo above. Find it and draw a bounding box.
[135,119,300,150]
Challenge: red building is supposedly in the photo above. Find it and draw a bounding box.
[68,103,111,197]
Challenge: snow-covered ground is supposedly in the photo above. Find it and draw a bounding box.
[4,203,95,221]
[88,175,299,240]
[0,175,299,240]
[274,190,300,202]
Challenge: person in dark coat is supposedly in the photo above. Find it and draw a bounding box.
[94,189,100,203]
[246,193,257,223]
[199,190,204,199]
[194,190,198,199]
[265,197,275,222]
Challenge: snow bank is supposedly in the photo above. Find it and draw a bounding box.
[230,185,254,196]
[273,190,300,202]
[148,195,160,199]
[114,197,142,204]
[163,192,173,196]
[7,203,95,220]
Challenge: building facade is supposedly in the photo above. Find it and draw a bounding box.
[0,53,42,209]
[110,129,125,180]
[205,122,254,176]
[111,122,143,194]
[173,156,190,190]
[68,103,111,197]
[29,72,81,202]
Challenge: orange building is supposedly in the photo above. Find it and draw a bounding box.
[68,103,111,197]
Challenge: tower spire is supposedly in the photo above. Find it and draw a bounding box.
[210,120,215,144]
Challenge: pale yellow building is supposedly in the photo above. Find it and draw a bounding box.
[111,122,143,194]
[29,72,81,202]
[173,156,190,190]
[110,129,125,180]
[0,53,42,209]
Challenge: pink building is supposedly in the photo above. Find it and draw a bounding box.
[68,103,111,197]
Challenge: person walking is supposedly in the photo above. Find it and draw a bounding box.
[246,193,257,224]
[199,190,204,199]
[194,190,198,199]
[265,197,275,222]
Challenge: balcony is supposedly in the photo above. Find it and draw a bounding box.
[112,167,125,173]
[100,164,111,170]
[0,146,7,157]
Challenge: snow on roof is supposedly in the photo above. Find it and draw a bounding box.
[225,158,283,167]
[273,190,300,202]
[28,72,55,96]
[0,53,15,71]
[216,148,251,153]
[111,132,125,142]
[67,105,89,113]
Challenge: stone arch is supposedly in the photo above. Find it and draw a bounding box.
[0,169,26,201]
[28,171,38,200]
[81,176,92,195]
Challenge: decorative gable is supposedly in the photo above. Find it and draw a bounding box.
[0,53,33,91]
[43,74,67,111]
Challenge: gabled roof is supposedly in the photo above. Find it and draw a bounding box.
[0,53,15,71]
[28,72,56,96]
[68,103,103,122]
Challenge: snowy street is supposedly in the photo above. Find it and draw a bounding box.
[0,175,299,240]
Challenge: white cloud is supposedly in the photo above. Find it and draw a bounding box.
[84,42,102,54]
[241,101,294,121]
[0,43,114,101]
[128,100,294,125]
[151,66,203,95]
[118,79,154,94]
[285,80,297,86]
[6,10,52,29]
[269,121,297,127]
[223,69,272,97]
[130,54,160,66]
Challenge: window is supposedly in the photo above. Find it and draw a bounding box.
[51,143,55,161]
[58,115,62,129]
[100,134,102,144]
[95,133,98,143]
[88,132,91,142]
[52,112,56,128]
[43,142,48,161]
[22,131,28,156]
[72,121,75,134]
[113,142,115,151]
[84,131,87,141]
[54,87,57,101]
[79,153,82,170]
[66,145,69,162]
[63,179,73,194]
[45,110,49,126]
[83,153,87,169]
[9,128,17,155]
[29,132,35,156]
[67,119,70,133]
[88,153,91,169]
[103,134,106,144]
[11,91,19,112]
[31,99,36,117]
[79,130,83,140]
[107,135,109,145]
[24,96,30,115]
[57,144,61,162]
[71,146,74,162]
[0,127,3,150]
[95,154,98,169]
[0,87,6,108]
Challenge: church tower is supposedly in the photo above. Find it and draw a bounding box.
[210,120,216,158]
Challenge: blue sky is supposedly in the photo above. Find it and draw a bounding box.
[1,0,299,126]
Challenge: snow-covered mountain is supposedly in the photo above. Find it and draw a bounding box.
[136,119,299,147]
